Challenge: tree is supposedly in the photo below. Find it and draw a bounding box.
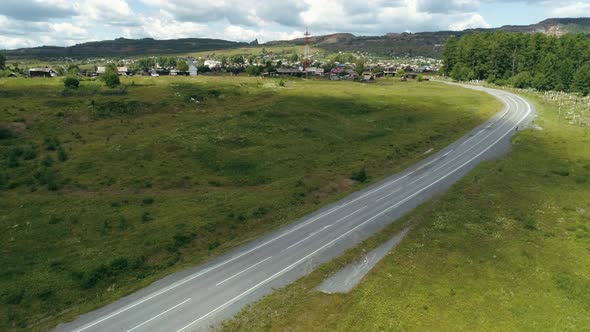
[101,68,120,88]
[0,53,5,70]
[137,58,155,71]
[231,55,244,66]
[63,77,80,89]
[510,71,533,89]
[396,69,406,78]
[572,64,590,96]
[176,61,189,72]
[245,65,262,76]
[354,58,365,76]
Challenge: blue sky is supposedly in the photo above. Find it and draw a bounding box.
[0,0,588,49]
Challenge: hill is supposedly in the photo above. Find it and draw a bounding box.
[2,18,589,60]
[3,37,249,60]
[266,18,590,57]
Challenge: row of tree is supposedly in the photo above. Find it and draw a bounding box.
[442,32,590,95]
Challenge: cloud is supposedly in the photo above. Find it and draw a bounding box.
[0,0,76,21]
[550,1,590,17]
[0,0,585,50]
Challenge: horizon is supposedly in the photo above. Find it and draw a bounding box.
[1,0,590,50]
[3,16,590,51]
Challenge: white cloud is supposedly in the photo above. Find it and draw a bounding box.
[0,0,585,50]
[551,1,590,17]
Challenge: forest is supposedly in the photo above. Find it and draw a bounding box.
[442,32,590,95]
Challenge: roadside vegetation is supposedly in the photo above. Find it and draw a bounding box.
[442,32,590,95]
[0,76,499,330]
[220,88,590,331]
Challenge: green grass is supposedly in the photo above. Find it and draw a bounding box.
[0,76,499,331]
[220,89,590,331]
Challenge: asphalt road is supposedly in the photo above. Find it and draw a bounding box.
[53,83,534,332]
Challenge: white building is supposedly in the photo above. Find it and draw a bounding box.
[204,60,222,69]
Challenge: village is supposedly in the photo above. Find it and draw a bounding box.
[3,50,440,83]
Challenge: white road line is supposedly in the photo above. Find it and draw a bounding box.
[176,89,532,332]
[376,187,403,202]
[216,256,273,286]
[126,298,190,332]
[283,206,366,252]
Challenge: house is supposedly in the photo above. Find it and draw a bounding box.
[28,67,58,78]
[361,72,375,82]
[304,67,325,76]
[204,60,222,69]
[96,66,130,75]
[276,68,303,76]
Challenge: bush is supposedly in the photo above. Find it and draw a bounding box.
[510,71,533,89]
[63,76,80,89]
[0,127,13,140]
[101,70,120,88]
[141,211,153,223]
[417,75,424,82]
[142,197,154,205]
[351,169,368,183]
[57,146,67,162]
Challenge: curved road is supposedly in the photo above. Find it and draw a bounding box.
[54,84,534,332]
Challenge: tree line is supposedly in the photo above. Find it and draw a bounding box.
[442,32,590,95]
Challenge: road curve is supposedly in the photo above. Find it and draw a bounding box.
[53,83,534,332]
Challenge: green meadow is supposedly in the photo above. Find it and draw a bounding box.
[220,89,590,331]
[0,76,499,330]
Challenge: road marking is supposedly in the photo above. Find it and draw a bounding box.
[126,298,190,332]
[176,88,532,332]
[72,86,531,332]
[283,206,366,252]
[376,187,403,202]
[216,256,273,286]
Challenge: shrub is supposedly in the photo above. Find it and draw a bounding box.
[208,240,221,250]
[417,75,424,82]
[0,127,13,140]
[101,70,120,88]
[57,146,67,162]
[63,76,80,89]
[141,211,153,223]
[351,169,368,183]
[278,79,286,87]
[142,197,154,205]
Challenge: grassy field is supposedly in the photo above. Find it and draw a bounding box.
[0,76,500,331]
[220,88,590,331]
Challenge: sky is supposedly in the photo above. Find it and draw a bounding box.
[0,0,589,50]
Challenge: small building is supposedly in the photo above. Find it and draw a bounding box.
[96,66,106,75]
[117,67,129,76]
[8,72,18,78]
[204,60,222,69]
[304,67,325,76]
[276,68,303,76]
[28,67,58,78]
[361,72,375,82]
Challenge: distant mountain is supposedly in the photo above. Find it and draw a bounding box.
[3,18,589,60]
[266,17,590,58]
[3,37,248,60]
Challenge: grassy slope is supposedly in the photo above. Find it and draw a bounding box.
[221,89,590,331]
[0,77,499,331]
